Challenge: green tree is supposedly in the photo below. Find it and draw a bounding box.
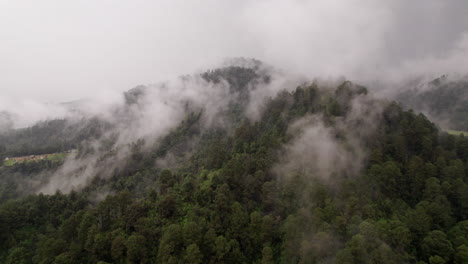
[5,247,30,264]
[53,253,76,264]
[454,245,468,264]
[421,230,454,262]
[111,236,126,263]
[428,255,446,264]
[261,246,274,264]
[126,234,147,264]
[214,235,231,263]
[157,224,183,263]
[184,243,203,264]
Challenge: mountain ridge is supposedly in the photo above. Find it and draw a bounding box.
[0,63,466,264]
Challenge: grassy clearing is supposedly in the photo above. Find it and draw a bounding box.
[46,153,66,162]
[1,152,68,167]
[447,130,468,136]
[2,159,15,167]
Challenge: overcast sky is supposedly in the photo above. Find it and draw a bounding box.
[1,0,468,103]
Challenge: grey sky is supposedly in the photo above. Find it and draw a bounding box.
[1,0,467,103]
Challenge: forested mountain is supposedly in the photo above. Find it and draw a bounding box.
[397,76,468,131]
[0,65,467,264]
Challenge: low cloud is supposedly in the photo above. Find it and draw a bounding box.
[1,0,467,105]
[36,68,250,194]
[274,90,384,181]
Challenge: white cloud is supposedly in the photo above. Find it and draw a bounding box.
[0,0,467,104]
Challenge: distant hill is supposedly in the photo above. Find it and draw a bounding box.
[397,75,468,131]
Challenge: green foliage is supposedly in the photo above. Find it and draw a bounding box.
[2,159,15,166]
[421,230,454,262]
[0,71,466,263]
[454,244,468,264]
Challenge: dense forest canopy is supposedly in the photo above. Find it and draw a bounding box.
[0,64,467,264]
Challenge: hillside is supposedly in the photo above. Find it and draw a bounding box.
[397,76,468,132]
[0,65,467,264]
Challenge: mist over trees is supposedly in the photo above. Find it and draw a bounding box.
[1,1,468,263]
[397,76,468,131]
[0,64,466,263]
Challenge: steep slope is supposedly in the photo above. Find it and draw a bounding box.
[0,65,467,264]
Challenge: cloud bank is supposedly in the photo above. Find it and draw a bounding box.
[0,0,467,105]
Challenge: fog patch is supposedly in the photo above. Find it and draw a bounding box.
[274,91,384,181]
[36,70,246,194]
